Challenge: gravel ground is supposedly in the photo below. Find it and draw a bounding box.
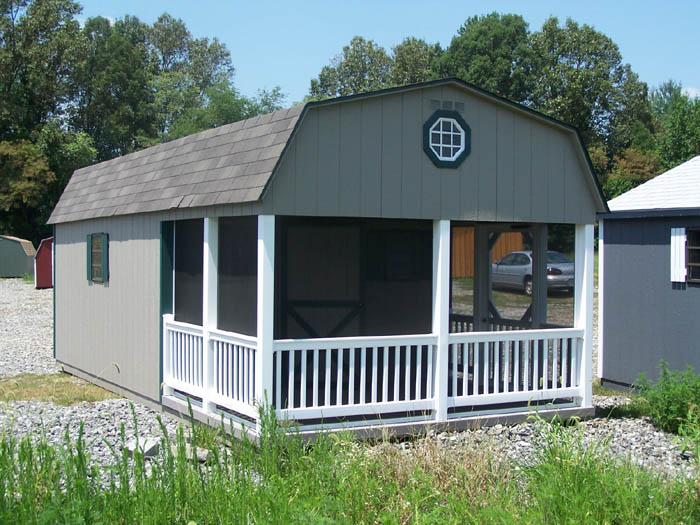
[0,399,181,467]
[0,279,58,377]
[0,278,696,479]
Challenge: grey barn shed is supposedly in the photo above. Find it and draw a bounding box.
[49,78,606,435]
[0,235,36,277]
[599,155,700,388]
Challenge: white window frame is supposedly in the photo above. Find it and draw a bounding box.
[670,227,686,282]
[428,117,465,162]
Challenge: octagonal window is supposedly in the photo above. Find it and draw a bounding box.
[423,110,471,168]
[429,117,465,161]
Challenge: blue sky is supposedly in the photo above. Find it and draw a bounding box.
[78,0,700,105]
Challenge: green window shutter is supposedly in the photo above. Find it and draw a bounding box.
[86,234,92,281]
[101,233,109,282]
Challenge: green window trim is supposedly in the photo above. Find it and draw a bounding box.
[86,232,109,283]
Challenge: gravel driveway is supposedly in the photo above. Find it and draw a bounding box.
[0,279,696,478]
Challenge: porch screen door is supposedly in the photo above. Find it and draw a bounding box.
[280,222,362,338]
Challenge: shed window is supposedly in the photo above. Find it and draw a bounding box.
[86,233,108,283]
[428,117,465,161]
[687,228,700,283]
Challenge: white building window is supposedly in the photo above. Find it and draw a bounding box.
[429,117,465,161]
[670,227,686,282]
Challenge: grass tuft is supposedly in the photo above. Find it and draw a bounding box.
[0,373,119,405]
[0,403,697,522]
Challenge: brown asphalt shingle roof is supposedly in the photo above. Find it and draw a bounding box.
[48,105,303,224]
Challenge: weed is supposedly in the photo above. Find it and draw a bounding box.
[634,361,700,433]
[679,405,700,467]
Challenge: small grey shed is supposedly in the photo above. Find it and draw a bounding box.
[599,155,700,388]
[49,78,606,435]
[0,235,36,277]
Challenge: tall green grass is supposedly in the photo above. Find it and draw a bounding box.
[0,407,697,523]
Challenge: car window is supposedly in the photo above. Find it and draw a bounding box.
[499,254,517,265]
[515,254,530,265]
[547,252,572,264]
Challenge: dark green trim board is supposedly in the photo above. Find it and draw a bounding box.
[159,221,175,402]
[422,109,471,169]
[86,233,92,281]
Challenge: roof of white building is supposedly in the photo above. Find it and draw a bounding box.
[608,155,700,212]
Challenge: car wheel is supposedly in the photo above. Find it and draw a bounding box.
[523,277,532,296]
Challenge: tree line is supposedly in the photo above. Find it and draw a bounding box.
[1,4,699,244]
[0,0,283,243]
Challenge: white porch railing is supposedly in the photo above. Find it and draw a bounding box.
[163,317,205,399]
[163,316,585,428]
[163,315,258,420]
[272,334,437,421]
[447,328,583,411]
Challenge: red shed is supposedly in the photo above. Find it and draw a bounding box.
[35,236,53,289]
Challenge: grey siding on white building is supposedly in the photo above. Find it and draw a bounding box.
[602,216,700,386]
[263,84,600,224]
[54,202,261,402]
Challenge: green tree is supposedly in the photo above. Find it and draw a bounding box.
[309,36,392,99]
[529,17,650,152]
[167,83,285,140]
[0,140,55,241]
[434,13,533,103]
[602,147,662,199]
[70,15,157,160]
[0,0,82,140]
[651,82,700,169]
[391,37,442,85]
[35,122,96,222]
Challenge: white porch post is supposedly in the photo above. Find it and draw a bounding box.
[256,215,275,421]
[574,223,594,407]
[432,220,450,422]
[202,217,218,414]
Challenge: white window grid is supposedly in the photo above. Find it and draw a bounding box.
[429,118,465,161]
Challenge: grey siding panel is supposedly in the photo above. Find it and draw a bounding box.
[548,132,566,223]
[477,100,498,221]
[564,142,584,224]
[317,105,340,215]
[496,108,515,222]
[420,90,442,219]
[339,104,362,216]
[55,215,162,402]
[267,85,598,224]
[530,125,549,222]
[400,91,422,218]
[513,115,532,221]
[360,98,382,217]
[294,109,318,215]
[602,217,700,386]
[456,90,480,221]
[53,201,264,402]
[381,95,403,217]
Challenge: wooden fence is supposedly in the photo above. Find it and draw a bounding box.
[452,228,523,278]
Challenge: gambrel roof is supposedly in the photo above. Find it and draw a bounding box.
[608,155,700,212]
[49,78,607,225]
[0,235,36,257]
